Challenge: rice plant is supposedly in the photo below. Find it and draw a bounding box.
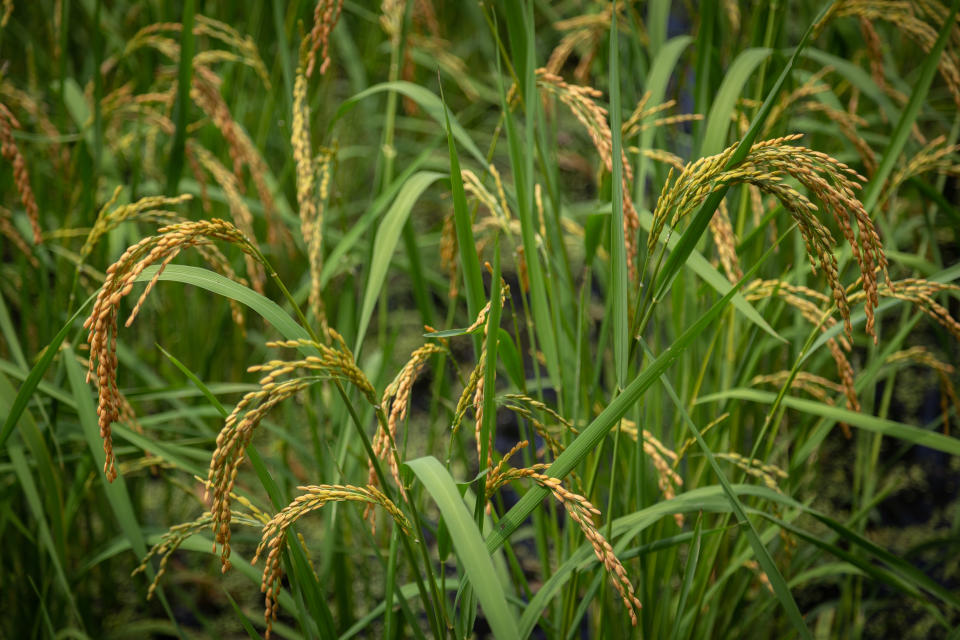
[2,1,960,638]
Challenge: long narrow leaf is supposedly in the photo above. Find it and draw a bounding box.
[406,456,520,640]
[355,171,446,354]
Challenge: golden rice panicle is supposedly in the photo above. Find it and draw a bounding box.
[653,136,888,343]
[366,342,444,524]
[722,0,741,33]
[675,413,730,462]
[191,66,246,184]
[470,279,511,471]
[81,187,193,261]
[306,0,344,77]
[208,333,376,569]
[191,65,277,229]
[439,212,460,298]
[743,560,775,595]
[83,218,260,482]
[132,506,265,601]
[759,66,878,174]
[828,0,960,108]
[462,168,512,230]
[472,350,490,470]
[194,16,271,87]
[0,103,42,244]
[885,135,960,204]
[0,81,69,171]
[886,346,959,433]
[482,457,638,621]
[640,429,684,525]
[117,18,269,85]
[529,472,642,625]
[546,4,626,84]
[292,41,330,330]
[451,353,483,439]
[82,186,248,328]
[716,452,788,492]
[309,148,335,328]
[648,144,738,253]
[409,34,481,106]
[132,513,216,600]
[485,440,530,496]
[500,402,567,460]
[745,279,859,434]
[617,419,684,525]
[709,201,743,282]
[622,95,703,140]
[500,394,577,460]
[253,485,410,638]
[504,393,575,431]
[190,144,266,294]
[535,69,640,276]
[207,378,311,570]
[751,370,846,406]
[860,278,960,341]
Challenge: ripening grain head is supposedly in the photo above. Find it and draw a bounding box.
[0,102,42,245]
[253,484,410,638]
[83,217,261,481]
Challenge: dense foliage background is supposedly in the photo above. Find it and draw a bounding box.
[2,1,960,638]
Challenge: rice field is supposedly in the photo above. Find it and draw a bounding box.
[2,1,960,638]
